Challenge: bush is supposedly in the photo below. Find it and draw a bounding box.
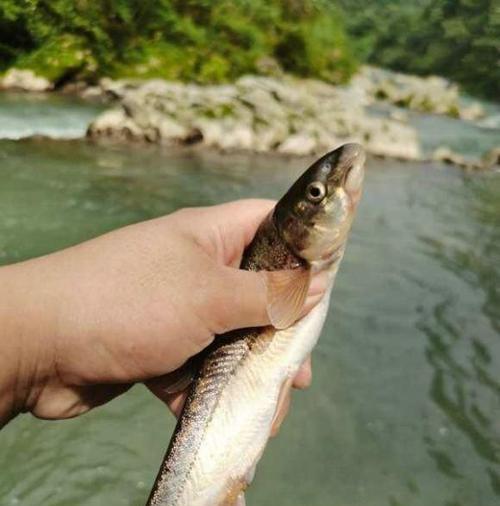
[0,0,357,85]
[15,34,96,84]
[339,0,500,100]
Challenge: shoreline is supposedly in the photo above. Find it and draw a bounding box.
[1,67,498,171]
[6,134,499,174]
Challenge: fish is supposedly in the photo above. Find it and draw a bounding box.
[146,142,366,506]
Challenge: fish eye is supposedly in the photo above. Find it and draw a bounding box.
[306,181,326,203]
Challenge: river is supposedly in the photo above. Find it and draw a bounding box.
[0,92,499,506]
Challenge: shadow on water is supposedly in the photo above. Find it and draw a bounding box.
[418,172,500,499]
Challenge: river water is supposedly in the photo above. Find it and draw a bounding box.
[0,93,499,506]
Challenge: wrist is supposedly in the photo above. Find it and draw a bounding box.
[0,261,58,425]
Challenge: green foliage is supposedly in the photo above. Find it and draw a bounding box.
[0,0,357,85]
[1,0,497,100]
[15,34,96,83]
[0,1,34,62]
[339,0,500,100]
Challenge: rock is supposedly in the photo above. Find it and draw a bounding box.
[352,66,484,120]
[102,78,139,99]
[278,133,317,156]
[87,108,143,141]
[432,147,468,166]
[81,85,106,100]
[156,117,192,143]
[431,147,485,170]
[389,109,409,122]
[460,103,485,121]
[478,114,500,130]
[430,146,500,171]
[481,147,500,169]
[1,68,53,92]
[59,81,87,95]
[87,74,422,159]
[218,124,255,151]
[363,118,421,160]
[193,119,224,147]
[253,123,289,152]
[255,57,283,77]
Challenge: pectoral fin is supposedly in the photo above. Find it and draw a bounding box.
[266,267,311,329]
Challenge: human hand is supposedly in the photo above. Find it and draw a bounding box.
[0,200,322,427]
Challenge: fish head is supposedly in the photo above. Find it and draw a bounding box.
[274,143,365,264]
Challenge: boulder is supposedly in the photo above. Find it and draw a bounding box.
[278,133,317,156]
[364,118,421,160]
[1,68,53,92]
[352,66,484,120]
[460,103,485,122]
[87,74,422,159]
[431,147,486,170]
[432,147,469,167]
[481,147,500,169]
[87,108,142,141]
[218,124,255,151]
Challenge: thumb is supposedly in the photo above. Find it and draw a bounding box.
[211,267,270,332]
[210,266,328,334]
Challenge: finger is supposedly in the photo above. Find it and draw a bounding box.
[213,262,330,333]
[164,391,187,418]
[32,383,133,420]
[211,267,270,330]
[181,199,276,266]
[145,380,188,418]
[299,269,330,319]
[77,383,133,410]
[203,199,276,246]
[308,269,330,297]
[292,356,312,390]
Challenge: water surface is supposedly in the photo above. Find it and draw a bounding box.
[0,102,499,506]
[0,92,103,140]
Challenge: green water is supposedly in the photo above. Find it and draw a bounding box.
[0,99,499,506]
[0,92,104,141]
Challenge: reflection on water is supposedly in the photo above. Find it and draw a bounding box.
[0,138,499,506]
[418,173,500,501]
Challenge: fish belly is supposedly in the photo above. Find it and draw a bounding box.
[177,288,332,506]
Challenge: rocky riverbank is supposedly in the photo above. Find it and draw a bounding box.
[86,74,422,160]
[2,65,498,170]
[351,66,484,121]
[85,71,498,169]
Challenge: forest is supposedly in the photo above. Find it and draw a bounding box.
[0,0,498,99]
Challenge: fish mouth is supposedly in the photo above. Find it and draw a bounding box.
[337,142,365,165]
[326,142,365,182]
[334,143,365,203]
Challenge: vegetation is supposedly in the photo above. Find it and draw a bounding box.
[0,0,356,85]
[0,0,498,100]
[339,0,500,100]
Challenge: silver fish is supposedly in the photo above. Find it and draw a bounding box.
[146,143,366,506]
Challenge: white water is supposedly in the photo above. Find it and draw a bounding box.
[0,92,103,140]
